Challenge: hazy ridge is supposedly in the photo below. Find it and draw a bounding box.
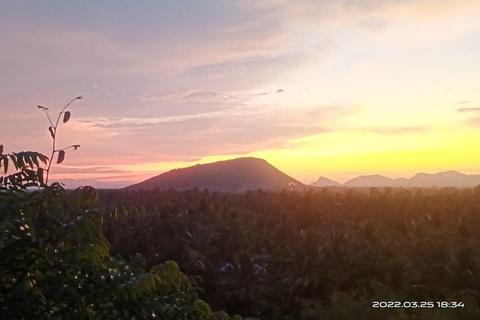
[125,157,307,192]
[126,157,480,191]
[311,170,480,188]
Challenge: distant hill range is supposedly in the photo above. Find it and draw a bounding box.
[311,170,480,188]
[125,158,479,192]
[125,157,307,192]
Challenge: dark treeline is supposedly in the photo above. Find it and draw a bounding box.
[100,186,480,319]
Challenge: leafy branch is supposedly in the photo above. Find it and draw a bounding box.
[38,96,83,184]
[0,148,49,188]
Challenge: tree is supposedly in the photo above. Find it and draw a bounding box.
[37,96,82,184]
[0,98,246,319]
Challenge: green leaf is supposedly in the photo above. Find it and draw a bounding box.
[130,287,137,302]
[142,274,151,291]
[149,273,156,290]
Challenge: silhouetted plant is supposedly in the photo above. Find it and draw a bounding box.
[0,144,48,189]
[37,96,82,184]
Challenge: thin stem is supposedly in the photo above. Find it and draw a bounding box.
[42,109,55,128]
[54,97,79,131]
[55,145,80,152]
[45,145,56,185]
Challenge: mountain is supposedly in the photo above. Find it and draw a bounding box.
[310,170,480,188]
[405,170,480,188]
[125,157,307,192]
[310,177,341,187]
[343,175,397,187]
[393,178,409,185]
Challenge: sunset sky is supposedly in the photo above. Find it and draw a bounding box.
[1,0,480,188]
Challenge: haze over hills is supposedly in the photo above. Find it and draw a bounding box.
[310,177,342,187]
[343,175,396,187]
[125,157,307,192]
[311,170,480,188]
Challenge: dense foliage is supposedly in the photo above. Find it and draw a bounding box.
[100,186,480,319]
[0,148,247,319]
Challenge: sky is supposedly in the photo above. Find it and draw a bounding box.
[1,0,480,188]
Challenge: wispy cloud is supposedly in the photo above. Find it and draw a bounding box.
[51,166,130,175]
[139,90,241,104]
[458,107,480,113]
[137,88,286,104]
[75,104,339,163]
[80,108,247,129]
[355,126,429,135]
